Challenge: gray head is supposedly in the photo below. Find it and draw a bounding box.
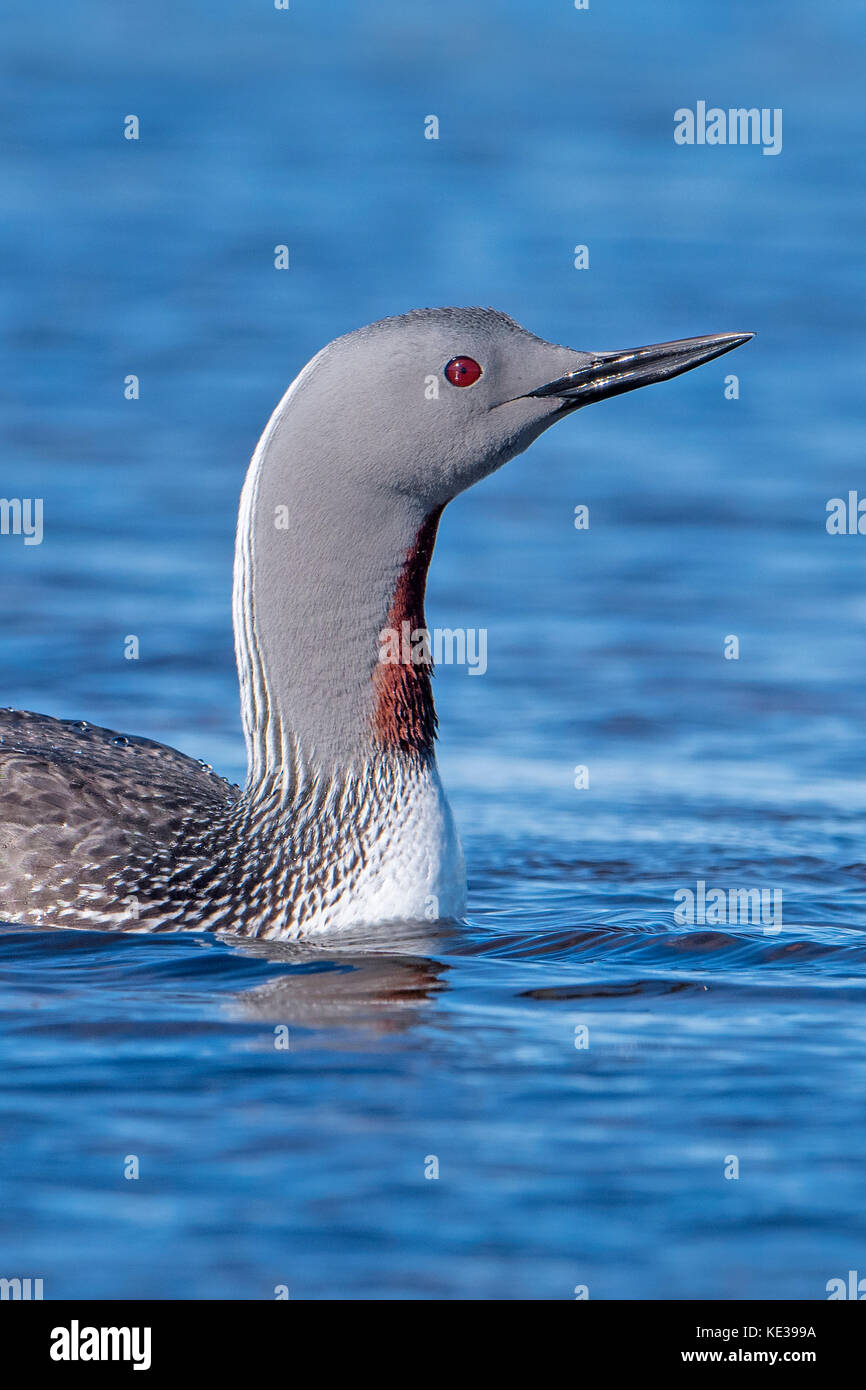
[235,308,752,776]
[263,307,751,510]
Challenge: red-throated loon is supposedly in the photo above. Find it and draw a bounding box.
[0,309,752,938]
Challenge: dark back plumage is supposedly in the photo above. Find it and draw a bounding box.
[0,710,238,929]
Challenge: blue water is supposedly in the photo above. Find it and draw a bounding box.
[1,0,865,1299]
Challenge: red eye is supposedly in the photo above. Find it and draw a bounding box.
[444,356,482,387]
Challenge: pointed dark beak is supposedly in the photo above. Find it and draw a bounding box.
[528,332,754,410]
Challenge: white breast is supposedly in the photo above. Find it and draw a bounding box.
[287,763,465,938]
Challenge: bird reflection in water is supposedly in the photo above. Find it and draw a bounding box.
[223,919,457,1037]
